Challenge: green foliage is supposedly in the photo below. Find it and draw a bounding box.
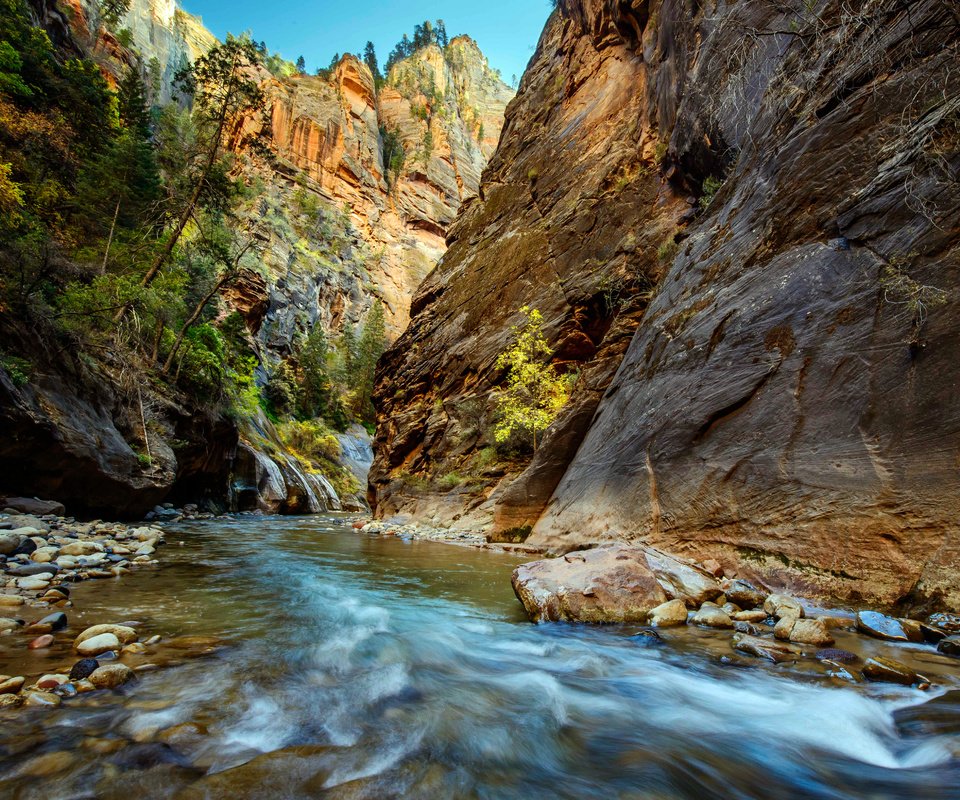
[98,0,130,31]
[700,175,724,210]
[657,236,679,263]
[379,126,405,188]
[0,352,30,385]
[266,360,299,416]
[493,307,572,451]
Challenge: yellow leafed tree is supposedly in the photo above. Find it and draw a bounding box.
[494,306,572,451]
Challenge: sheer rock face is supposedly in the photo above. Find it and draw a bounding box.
[372,0,960,611]
[247,42,513,339]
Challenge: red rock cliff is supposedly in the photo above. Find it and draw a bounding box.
[371,0,960,612]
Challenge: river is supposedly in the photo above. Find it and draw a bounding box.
[1,515,958,799]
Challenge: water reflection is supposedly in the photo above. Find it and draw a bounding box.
[0,515,957,799]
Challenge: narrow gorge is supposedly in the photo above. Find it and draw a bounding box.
[0,0,958,797]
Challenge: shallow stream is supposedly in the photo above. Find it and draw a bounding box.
[1,516,958,798]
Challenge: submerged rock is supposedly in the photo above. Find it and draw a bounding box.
[511,546,668,623]
[733,634,798,663]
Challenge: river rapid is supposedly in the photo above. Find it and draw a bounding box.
[1,515,958,799]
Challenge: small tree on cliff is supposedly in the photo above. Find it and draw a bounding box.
[493,306,571,451]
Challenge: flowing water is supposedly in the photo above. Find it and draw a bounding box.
[1,516,958,799]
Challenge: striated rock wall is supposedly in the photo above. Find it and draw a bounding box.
[372,0,960,611]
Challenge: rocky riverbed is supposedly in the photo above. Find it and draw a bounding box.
[0,501,225,713]
[511,544,960,690]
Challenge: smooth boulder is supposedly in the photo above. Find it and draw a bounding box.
[76,633,121,657]
[764,594,804,620]
[88,663,135,689]
[862,657,921,686]
[856,611,915,642]
[648,599,688,628]
[74,624,137,648]
[722,580,766,609]
[511,546,668,623]
[691,604,733,629]
[938,636,960,656]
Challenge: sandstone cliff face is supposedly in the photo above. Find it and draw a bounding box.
[247,41,513,340]
[1,4,512,517]
[372,0,960,611]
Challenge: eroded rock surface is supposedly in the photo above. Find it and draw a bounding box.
[373,0,960,611]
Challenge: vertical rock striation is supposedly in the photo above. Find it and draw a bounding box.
[372,0,960,610]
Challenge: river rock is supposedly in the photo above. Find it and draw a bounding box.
[926,613,960,635]
[89,663,135,689]
[28,634,54,649]
[733,634,798,663]
[774,616,797,640]
[648,599,688,627]
[22,690,61,707]
[0,616,22,629]
[77,632,121,656]
[733,620,763,635]
[0,693,21,708]
[856,611,913,642]
[764,594,804,620]
[12,538,38,556]
[691,604,733,628]
[722,580,767,609]
[815,648,859,663]
[7,562,58,577]
[16,750,74,777]
[16,575,50,590]
[5,516,50,533]
[733,609,768,623]
[937,636,960,656]
[2,498,65,516]
[59,541,104,557]
[0,532,23,556]
[0,675,25,693]
[74,624,137,647]
[511,546,668,622]
[862,657,921,686]
[69,658,100,680]
[38,611,67,631]
[787,618,834,646]
[0,594,24,606]
[642,547,721,605]
[36,673,69,689]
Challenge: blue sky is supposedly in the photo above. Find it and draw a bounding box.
[180,0,555,85]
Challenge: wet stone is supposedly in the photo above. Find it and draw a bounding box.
[856,611,912,642]
[862,657,921,686]
[69,658,100,681]
[723,580,766,609]
[764,594,803,620]
[926,613,960,635]
[815,648,859,663]
[38,611,67,631]
[937,636,960,657]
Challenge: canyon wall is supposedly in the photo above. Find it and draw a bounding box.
[371,0,960,611]
[1,0,512,517]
